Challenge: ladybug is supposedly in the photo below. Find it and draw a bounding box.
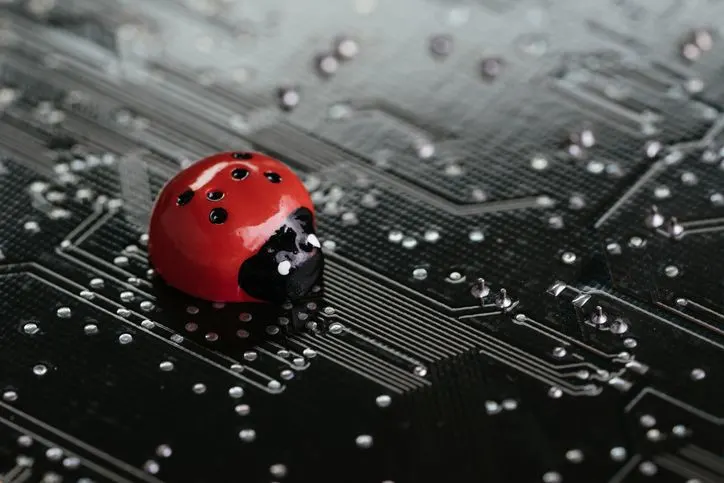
[148,151,323,304]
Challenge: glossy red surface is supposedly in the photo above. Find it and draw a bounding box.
[147,152,316,302]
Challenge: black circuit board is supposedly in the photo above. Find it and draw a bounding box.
[0,0,723,482]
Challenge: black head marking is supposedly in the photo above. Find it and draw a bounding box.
[238,207,323,303]
[209,207,228,224]
[265,172,282,183]
[177,189,194,206]
[232,152,253,160]
[207,190,224,201]
[231,168,249,180]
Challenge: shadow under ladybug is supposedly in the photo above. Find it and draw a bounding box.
[151,276,325,355]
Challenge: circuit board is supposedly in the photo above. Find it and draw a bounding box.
[0,0,723,482]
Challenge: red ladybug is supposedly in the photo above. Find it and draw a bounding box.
[148,151,323,303]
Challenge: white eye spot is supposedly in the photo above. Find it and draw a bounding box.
[307,234,321,248]
[277,260,291,276]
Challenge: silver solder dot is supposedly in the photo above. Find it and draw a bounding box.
[89,278,104,289]
[120,291,134,302]
[170,334,184,343]
[548,216,564,229]
[228,386,244,398]
[46,448,63,461]
[502,399,517,410]
[640,414,656,427]
[63,456,80,469]
[33,364,47,376]
[23,323,39,335]
[235,404,250,416]
[552,347,566,358]
[376,395,392,407]
[114,256,129,267]
[606,242,622,254]
[205,332,219,342]
[84,324,98,335]
[672,424,689,437]
[236,329,249,339]
[239,312,252,322]
[243,351,257,361]
[623,338,637,348]
[629,236,645,248]
[690,368,706,380]
[143,460,160,474]
[230,364,244,372]
[302,348,317,358]
[424,230,440,242]
[141,320,155,329]
[654,186,671,199]
[270,463,288,478]
[664,265,679,277]
[140,301,154,311]
[280,369,294,380]
[401,237,418,249]
[355,434,373,448]
[542,471,561,483]
[24,221,40,233]
[639,461,657,476]
[192,383,206,394]
[548,387,563,398]
[485,401,501,414]
[159,361,174,371]
[329,322,344,334]
[388,230,403,243]
[469,230,484,242]
[43,472,62,483]
[412,268,428,280]
[156,444,172,458]
[80,290,94,299]
[56,307,71,318]
[566,449,583,463]
[118,333,133,344]
[3,390,17,402]
[17,435,32,447]
[561,252,576,264]
[239,429,256,442]
[610,446,627,461]
[185,322,198,332]
[268,380,282,391]
[531,155,549,170]
[646,429,662,441]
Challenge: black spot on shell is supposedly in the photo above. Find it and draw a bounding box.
[232,152,253,160]
[177,189,194,206]
[231,168,249,180]
[265,172,282,183]
[207,191,224,201]
[209,208,228,224]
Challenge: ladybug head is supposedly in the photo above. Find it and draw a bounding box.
[238,207,324,303]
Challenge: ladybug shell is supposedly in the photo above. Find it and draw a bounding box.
[148,152,323,303]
